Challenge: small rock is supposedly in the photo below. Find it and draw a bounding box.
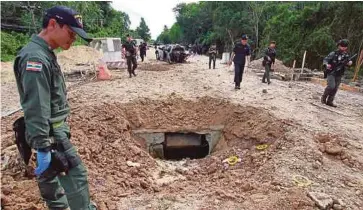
[2,186,11,195]
[241,183,253,192]
[140,180,149,189]
[207,163,218,174]
[271,180,280,186]
[307,191,333,210]
[175,167,186,174]
[324,143,342,156]
[312,95,320,100]
[333,204,343,210]
[98,201,108,210]
[356,190,361,195]
[312,162,320,169]
[288,84,293,88]
[126,161,141,167]
[318,145,326,153]
[262,89,267,93]
[342,158,350,166]
[333,198,346,207]
[153,185,161,192]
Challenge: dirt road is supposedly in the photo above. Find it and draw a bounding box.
[2,49,363,210]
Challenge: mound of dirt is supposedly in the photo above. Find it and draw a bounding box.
[138,63,172,71]
[1,62,15,83]
[1,96,291,210]
[250,58,292,73]
[57,46,103,73]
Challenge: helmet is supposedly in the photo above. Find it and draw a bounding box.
[337,39,349,47]
[241,34,248,40]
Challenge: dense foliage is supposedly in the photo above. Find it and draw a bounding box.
[0,1,150,61]
[156,2,363,70]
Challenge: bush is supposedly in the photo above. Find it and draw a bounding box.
[1,31,30,61]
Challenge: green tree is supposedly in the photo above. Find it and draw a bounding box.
[136,17,151,42]
[156,25,171,44]
[169,23,183,43]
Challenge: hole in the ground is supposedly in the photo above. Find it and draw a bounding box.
[164,132,209,160]
[133,126,223,160]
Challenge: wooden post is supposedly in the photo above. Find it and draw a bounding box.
[291,60,296,81]
[352,49,363,82]
[298,51,307,81]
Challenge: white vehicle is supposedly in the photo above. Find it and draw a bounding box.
[89,37,125,69]
[155,45,168,61]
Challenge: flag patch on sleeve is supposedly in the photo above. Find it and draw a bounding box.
[26,61,42,72]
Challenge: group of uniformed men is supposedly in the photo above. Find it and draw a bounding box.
[12,5,356,210]
[209,34,353,108]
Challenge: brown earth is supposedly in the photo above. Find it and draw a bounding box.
[57,45,103,74]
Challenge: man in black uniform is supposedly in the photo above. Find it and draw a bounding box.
[208,44,217,69]
[229,34,251,89]
[139,42,147,62]
[122,34,137,77]
[262,41,277,84]
[321,39,353,107]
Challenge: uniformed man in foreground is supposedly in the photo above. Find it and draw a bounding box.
[229,34,251,89]
[262,41,277,85]
[13,6,97,210]
[321,39,353,107]
[122,34,137,77]
[208,44,217,69]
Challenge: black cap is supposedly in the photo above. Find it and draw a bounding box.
[241,34,248,40]
[337,39,349,47]
[45,6,92,42]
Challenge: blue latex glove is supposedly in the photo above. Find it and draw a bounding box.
[34,150,51,176]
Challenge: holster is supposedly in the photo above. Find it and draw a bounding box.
[13,117,32,165]
[13,116,81,178]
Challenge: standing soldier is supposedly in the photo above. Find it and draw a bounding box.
[229,34,251,89]
[262,41,276,84]
[208,44,217,69]
[139,42,147,62]
[122,34,137,78]
[13,6,97,210]
[321,39,353,107]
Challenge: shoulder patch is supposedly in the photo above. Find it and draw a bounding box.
[26,61,42,72]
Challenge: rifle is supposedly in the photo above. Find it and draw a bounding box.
[334,53,357,72]
[324,53,357,78]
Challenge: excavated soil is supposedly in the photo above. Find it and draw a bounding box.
[57,46,103,74]
[138,62,173,72]
[249,58,293,73]
[1,97,292,209]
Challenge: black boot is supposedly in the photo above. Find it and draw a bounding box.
[326,96,337,107]
[321,89,329,104]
